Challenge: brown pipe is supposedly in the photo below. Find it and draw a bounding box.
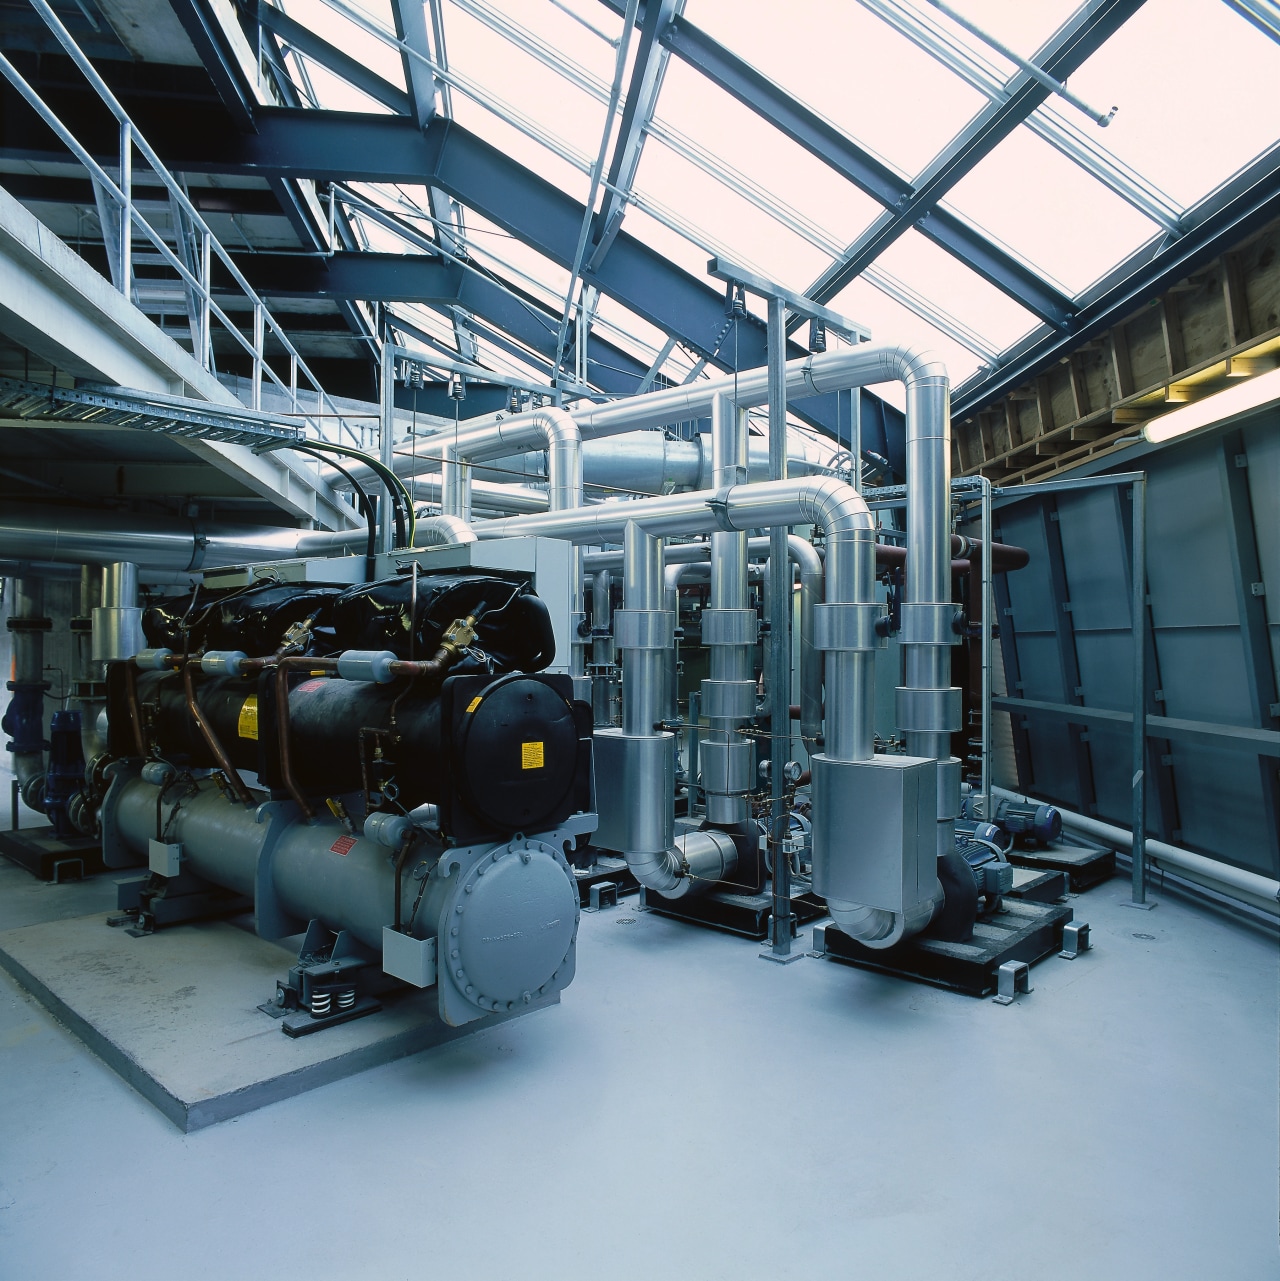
[273,655,338,822]
[181,659,255,806]
[872,536,1030,574]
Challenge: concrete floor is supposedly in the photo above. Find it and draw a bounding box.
[0,787,1276,1279]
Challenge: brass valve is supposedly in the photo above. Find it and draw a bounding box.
[438,613,479,661]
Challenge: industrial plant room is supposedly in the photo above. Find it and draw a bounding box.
[0,0,1275,1276]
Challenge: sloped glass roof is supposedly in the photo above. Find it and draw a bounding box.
[262,0,1280,428]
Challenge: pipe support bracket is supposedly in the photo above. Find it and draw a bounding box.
[613,610,674,651]
[814,602,888,652]
[895,686,963,735]
[701,608,757,647]
[900,602,961,646]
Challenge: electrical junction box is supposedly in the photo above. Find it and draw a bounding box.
[148,839,182,878]
[382,928,438,989]
[809,753,938,914]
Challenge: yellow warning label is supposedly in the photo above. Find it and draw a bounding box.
[465,696,483,714]
[237,696,259,740]
[521,741,545,770]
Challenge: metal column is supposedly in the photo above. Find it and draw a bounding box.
[765,296,793,956]
[1127,474,1153,908]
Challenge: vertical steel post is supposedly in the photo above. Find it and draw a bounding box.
[851,386,862,493]
[766,295,792,955]
[1130,475,1149,904]
[199,232,211,370]
[380,332,396,552]
[980,476,993,823]
[251,302,264,412]
[118,119,131,297]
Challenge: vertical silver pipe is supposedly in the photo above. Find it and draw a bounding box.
[703,394,753,828]
[787,535,824,752]
[980,476,993,823]
[590,569,615,727]
[766,294,792,954]
[1130,475,1149,905]
[8,577,48,804]
[622,522,664,738]
[74,566,106,761]
[93,562,142,662]
[380,336,396,551]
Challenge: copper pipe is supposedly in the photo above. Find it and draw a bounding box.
[181,660,254,805]
[273,655,338,822]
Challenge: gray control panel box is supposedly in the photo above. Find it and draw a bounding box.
[382,928,438,989]
[809,753,938,913]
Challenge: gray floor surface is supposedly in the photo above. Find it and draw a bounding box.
[0,788,1276,1279]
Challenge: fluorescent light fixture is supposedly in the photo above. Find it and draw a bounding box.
[1143,365,1280,444]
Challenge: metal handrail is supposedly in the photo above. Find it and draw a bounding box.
[2,0,363,448]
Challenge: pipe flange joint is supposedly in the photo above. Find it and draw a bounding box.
[201,649,247,677]
[707,487,736,532]
[701,608,757,647]
[699,679,756,720]
[813,602,887,652]
[337,649,398,684]
[133,648,173,671]
[895,686,962,735]
[613,610,673,651]
[900,602,960,646]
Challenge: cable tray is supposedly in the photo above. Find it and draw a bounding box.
[0,377,306,447]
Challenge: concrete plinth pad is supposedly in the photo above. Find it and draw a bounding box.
[0,912,550,1132]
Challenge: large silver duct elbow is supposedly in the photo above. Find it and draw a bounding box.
[625,830,739,900]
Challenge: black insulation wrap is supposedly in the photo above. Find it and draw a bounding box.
[143,583,342,656]
[325,573,556,672]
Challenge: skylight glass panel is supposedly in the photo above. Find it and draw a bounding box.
[447,94,591,207]
[873,228,1038,353]
[686,0,988,179]
[1067,0,1280,210]
[460,210,574,309]
[828,276,987,406]
[453,0,623,86]
[650,59,884,251]
[631,143,833,290]
[290,55,394,113]
[611,204,716,281]
[942,126,1162,296]
[929,0,1083,61]
[442,4,609,170]
[281,0,406,89]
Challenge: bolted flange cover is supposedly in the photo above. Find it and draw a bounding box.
[437,836,579,1026]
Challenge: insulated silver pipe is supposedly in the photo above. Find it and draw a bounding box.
[92,561,143,662]
[74,565,106,762]
[590,569,616,728]
[787,535,824,751]
[293,511,475,557]
[439,406,582,519]
[703,395,754,828]
[8,577,47,806]
[621,523,663,738]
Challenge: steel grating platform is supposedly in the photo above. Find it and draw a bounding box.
[0,376,305,447]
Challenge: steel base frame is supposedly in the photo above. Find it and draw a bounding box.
[811,899,1075,997]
